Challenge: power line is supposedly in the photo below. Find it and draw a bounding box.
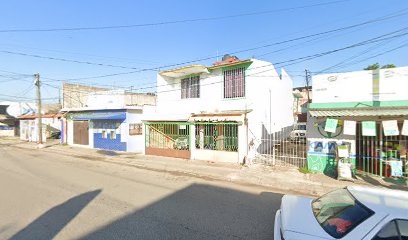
[42,27,408,98]
[0,1,350,33]
[313,39,408,75]
[2,7,408,82]
[3,24,408,101]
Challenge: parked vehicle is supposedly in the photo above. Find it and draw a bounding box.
[274,186,408,240]
[289,122,306,142]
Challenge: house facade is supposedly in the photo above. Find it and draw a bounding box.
[61,88,156,152]
[19,113,62,142]
[144,56,294,163]
[307,66,408,178]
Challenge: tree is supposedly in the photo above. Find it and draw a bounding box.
[364,63,380,70]
[364,63,396,70]
[380,64,396,69]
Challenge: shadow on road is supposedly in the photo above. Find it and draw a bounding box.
[10,189,101,240]
[80,184,282,240]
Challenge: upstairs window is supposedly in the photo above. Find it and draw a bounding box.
[181,75,200,99]
[224,67,245,98]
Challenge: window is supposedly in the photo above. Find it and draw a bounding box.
[312,188,374,239]
[373,220,408,240]
[110,130,116,139]
[129,123,143,135]
[224,67,245,98]
[102,130,107,139]
[181,75,200,99]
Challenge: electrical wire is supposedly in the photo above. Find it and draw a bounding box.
[0,0,350,33]
[2,7,408,80]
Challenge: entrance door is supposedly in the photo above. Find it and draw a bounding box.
[73,121,89,145]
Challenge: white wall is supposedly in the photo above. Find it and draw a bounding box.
[126,109,144,153]
[19,119,47,142]
[156,59,294,158]
[313,66,408,103]
[67,120,73,145]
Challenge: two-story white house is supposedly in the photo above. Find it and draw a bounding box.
[307,66,408,178]
[143,55,294,164]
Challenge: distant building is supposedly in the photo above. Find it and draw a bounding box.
[0,105,19,137]
[18,103,62,142]
[61,85,156,152]
[19,113,62,142]
[293,86,312,123]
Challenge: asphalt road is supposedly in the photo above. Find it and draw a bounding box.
[0,142,283,240]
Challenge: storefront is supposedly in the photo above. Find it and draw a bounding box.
[307,106,408,178]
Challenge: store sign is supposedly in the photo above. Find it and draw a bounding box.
[382,120,399,136]
[362,121,376,136]
[325,118,338,133]
[343,120,356,135]
[402,120,408,136]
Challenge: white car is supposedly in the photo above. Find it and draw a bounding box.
[290,123,306,142]
[274,186,408,240]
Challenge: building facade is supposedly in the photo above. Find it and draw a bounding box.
[61,88,156,152]
[144,56,294,163]
[307,67,408,178]
[19,113,62,142]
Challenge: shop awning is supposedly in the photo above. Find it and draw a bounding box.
[71,111,126,121]
[309,107,408,117]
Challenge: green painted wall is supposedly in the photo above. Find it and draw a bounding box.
[308,154,356,177]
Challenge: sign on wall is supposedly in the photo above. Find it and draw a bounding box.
[362,121,376,136]
[324,118,338,133]
[382,120,399,136]
[343,120,356,135]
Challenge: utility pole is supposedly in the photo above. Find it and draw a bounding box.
[35,73,43,145]
[304,69,311,103]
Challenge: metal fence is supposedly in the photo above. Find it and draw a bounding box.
[195,123,238,152]
[252,124,307,168]
[145,122,191,150]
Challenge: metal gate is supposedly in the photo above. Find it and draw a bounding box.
[252,124,307,168]
[73,120,89,145]
[145,122,191,159]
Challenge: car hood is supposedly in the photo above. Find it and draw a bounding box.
[281,195,331,239]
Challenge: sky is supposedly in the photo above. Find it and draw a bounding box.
[0,0,408,103]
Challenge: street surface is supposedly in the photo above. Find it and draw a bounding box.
[0,141,283,240]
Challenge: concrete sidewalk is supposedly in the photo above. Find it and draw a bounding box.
[1,137,406,196]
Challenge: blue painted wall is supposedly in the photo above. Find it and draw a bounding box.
[94,133,126,151]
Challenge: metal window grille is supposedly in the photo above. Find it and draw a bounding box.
[181,76,200,99]
[146,123,190,150]
[195,123,238,152]
[224,67,245,98]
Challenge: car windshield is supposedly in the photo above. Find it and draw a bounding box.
[312,188,374,239]
[296,125,306,130]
